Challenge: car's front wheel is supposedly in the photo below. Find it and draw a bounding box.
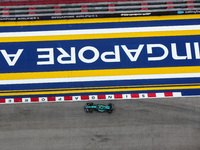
[89,108,93,113]
[84,107,90,113]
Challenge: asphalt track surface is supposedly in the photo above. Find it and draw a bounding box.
[0,97,200,150]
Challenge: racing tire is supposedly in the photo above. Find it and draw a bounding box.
[89,108,93,113]
[89,102,94,106]
[108,103,114,113]
[84,107,90,113]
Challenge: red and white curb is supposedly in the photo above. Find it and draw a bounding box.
[0,92,182,104]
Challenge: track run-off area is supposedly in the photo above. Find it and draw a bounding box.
[0,97,199,150]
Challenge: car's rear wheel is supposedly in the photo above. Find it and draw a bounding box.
[108,103,114,113]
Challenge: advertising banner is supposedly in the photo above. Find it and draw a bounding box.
[0,14,200,98]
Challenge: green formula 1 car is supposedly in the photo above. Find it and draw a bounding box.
[84,102,114,113]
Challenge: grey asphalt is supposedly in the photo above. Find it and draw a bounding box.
[0,97,199,150]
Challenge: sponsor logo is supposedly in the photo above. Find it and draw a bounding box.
[121,13,151,17]
[185,10,200,14]
[0,42,199,66]
[177,11,184,14]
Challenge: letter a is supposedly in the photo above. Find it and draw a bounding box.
[121,45,144,61]
[0,49,23,66]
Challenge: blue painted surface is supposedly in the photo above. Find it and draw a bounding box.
[0,35,200,73]
[0,17,200,98]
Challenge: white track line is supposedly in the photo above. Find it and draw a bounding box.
[0,25,200,37]
[1,73,200,85]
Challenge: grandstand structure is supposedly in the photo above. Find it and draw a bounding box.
[0,0,199,18]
